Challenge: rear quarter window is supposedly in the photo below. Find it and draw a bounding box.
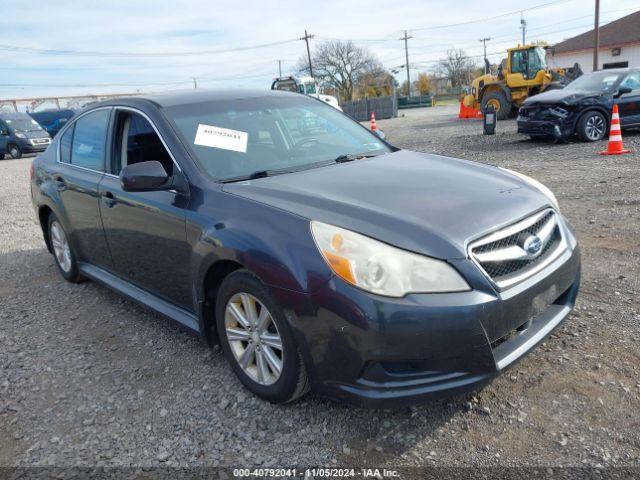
[60,126,73,163]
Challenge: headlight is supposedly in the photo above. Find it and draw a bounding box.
[15,132,26,139]
[500,167,560,211]
[310,221,470,297]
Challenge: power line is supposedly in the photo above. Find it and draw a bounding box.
[381,17,620,68]
[388,7,635,51]
[409,0,573,31]
[2,1,632,92]
[0,0,573,62]
[313,0,575,44]
[0,38,300,58]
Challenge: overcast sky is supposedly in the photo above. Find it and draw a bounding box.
[1,0,639,101]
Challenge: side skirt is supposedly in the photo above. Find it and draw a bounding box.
[78,263,200,333]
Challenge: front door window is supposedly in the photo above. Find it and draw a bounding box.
[113,111,174,176]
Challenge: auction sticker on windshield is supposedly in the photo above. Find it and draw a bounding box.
[194,124,248,153]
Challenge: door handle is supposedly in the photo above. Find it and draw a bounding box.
[102,191,117,208]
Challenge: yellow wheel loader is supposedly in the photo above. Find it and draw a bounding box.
[462,44,582,120]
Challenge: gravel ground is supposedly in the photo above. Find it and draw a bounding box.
[1,105,639,469]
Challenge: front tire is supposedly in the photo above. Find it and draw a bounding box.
[216,270,309,404]
[481,91,511,120]
[48,214,84,283]
[577,111,607,142]
[8,144,22,159]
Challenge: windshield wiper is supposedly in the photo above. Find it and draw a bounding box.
[333,153,380,163]
[220,169,294,183]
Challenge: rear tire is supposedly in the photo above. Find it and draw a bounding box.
[577,111,607,142]
[481,91,511,120]
[8,144,22,159]
[48,214,84,283]
[216,270,309,404]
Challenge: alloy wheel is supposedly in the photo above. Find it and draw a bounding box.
[9,146,20,158]
[585,114,605,140]
[50,221,72,273]
[224,292,284,386]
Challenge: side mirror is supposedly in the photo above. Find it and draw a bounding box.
[120,161,169,192]
[374,129,386,140]
[615,86,632,98]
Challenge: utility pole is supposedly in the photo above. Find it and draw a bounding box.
[479,37,491,74]
[400,30,412,97]
[192,77,197,89]
[593,0,600,72]
[520,15,527,45]
[300,30,314,78]
[277,60,282,78]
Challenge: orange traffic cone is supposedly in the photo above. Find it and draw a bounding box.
[370,112,378,131]
[600,104,631,155]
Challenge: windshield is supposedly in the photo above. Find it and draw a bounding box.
[565,71,623,92]
[5,117,45,132]
[163,95,391,181]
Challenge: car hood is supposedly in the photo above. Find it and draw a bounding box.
[222,150,551,259]
[523,88,605,106]
[17,130,50,139]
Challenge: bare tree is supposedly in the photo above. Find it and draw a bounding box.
[438,49,477,89]
[297,40,386,102]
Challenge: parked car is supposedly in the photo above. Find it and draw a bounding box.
[0,112,51,159]
[517,68,640,141]
[30,90,580,407]
[29,109,76,138]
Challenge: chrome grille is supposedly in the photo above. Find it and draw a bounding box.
[469,209,566,290]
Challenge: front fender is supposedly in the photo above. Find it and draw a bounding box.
[189,192,334,309]
[480,83,512,104]
[572,105,611,130]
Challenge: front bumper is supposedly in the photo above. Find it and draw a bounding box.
[18,138,50,154]
[272,222,581,408]
[517,108,577,139]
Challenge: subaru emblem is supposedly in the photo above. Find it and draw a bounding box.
[523,235,543,256]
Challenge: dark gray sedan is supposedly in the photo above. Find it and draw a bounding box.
[30,90,580,407]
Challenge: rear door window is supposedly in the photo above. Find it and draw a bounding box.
[70,109,110,171]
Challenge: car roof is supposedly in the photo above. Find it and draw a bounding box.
[95,89,304,109]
